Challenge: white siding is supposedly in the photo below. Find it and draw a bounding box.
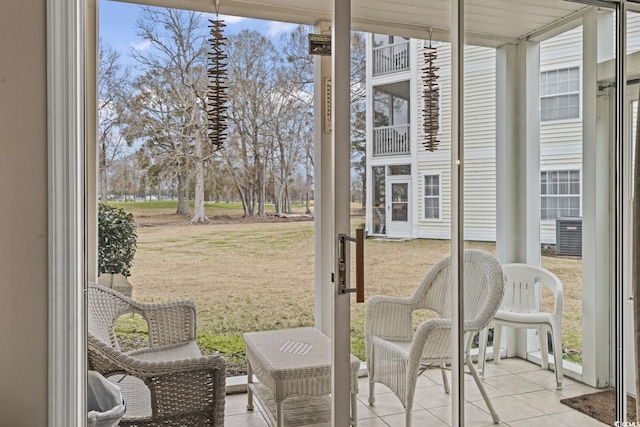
[539,26,583,244]
[414,43,497,241]
[367,18,640,244]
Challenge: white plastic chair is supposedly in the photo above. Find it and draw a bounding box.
[365,249,504,426]
[478,263,564,389]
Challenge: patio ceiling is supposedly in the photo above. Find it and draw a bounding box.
[114,0,592,47]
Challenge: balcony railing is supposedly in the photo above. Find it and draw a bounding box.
[373,124,410,157]
[372,41,410,76]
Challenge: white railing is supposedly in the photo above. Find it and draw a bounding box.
[373,124,410,156]
[372,41,410,76]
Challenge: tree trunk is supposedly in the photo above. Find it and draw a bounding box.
[191,130,209,223]
[99,145,109,205]
[176,171,190,216]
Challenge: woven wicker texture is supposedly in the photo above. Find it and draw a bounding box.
[365,249,505,426]
[244,327,360,426]
[88,283,226,427]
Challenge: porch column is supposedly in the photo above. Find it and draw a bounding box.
[313,20,333,336]
[582,8,613,388]
[496,41,541,265]
[496,40,541,358]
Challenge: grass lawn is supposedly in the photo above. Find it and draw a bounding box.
[112,201,583,376]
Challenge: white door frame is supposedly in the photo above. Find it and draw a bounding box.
[623,83,637,396]
[386,177,411,238]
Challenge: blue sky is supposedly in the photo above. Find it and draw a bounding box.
[99,0,300,65]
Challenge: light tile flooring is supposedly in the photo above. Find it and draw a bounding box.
[224,358,608,427]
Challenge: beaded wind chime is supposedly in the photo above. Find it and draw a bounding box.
[207,1,228,151]
[422,31,440,152]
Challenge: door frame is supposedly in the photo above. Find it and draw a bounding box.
[623,82,637,396]
[385,176,412,238]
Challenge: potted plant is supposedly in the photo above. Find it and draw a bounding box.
[97,203,137,297]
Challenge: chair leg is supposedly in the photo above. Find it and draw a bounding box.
[551,324,564,389]
[466,356,500,424]
[441,363,450,394]
[478,327,488,378]
[539,326,549,370]
[493,325,503,364]
[368,378,376,405]
[405,399,414,427]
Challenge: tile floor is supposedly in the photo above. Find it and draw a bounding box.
[223,358,609,426]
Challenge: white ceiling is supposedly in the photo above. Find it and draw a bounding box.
[114,0,597,47]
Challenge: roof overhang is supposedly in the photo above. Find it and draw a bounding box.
[112,0,598,48]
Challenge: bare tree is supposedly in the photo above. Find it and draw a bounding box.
[226,29,280,216]
[129,7,215,222]
[98,41,131,204]
[281,26,368,208]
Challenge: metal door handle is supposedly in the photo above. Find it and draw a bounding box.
[337,228,365,303]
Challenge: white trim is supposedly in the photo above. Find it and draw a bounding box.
[421,172,442,221]
[47,0,86,425]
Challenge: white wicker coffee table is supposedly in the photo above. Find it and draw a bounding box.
[243,327,360,427]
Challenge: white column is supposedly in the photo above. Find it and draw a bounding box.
[496,40,541,358]
[496,41,540,266]
[313,20,333,336]
[582,8,613,388]
[48,0,86,424]
[331,0,352,424]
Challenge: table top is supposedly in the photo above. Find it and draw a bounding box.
[243,327,360,373]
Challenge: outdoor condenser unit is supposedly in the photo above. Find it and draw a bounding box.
[555,217,582,257]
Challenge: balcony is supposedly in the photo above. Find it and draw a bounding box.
[373,124,410,157]
[372,41,410,76]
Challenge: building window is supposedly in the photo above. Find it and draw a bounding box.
[423,174,440,219]
[541,170,580,220]
[371,166,386,234]
[388,164,411,175]
[540,67,580,122]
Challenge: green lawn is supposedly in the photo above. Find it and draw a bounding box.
[111,203,583,376]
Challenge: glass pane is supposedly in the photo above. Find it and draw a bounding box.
[392,203,408,221]
[570,182,580,194]
[372,166,386,211]
[389,165,411,175]
[392,184,407,202]
[569,67,580,91]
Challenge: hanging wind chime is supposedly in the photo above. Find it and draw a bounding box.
[422,30,440,152]
[207,0,228,151]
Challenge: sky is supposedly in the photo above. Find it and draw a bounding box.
[99,0,300,66]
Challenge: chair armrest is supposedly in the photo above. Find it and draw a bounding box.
[365,295,415,339]
[88,335,225,420]
[132,299,198,348]
[407,317,487,370]
[365,295,415,361]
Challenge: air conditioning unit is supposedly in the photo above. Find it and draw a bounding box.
[555,217,582,257]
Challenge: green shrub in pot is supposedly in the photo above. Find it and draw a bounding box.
[98,203,137,277]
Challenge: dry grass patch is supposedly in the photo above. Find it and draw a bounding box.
[124,207,583,375]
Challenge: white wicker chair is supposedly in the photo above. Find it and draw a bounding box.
[365,249,504,426]
[478,263,564,389]
[87,283,226,427]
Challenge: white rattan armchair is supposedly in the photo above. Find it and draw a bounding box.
[478,263,564,389]
[365,249,504,426]
[87,283,226,427]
